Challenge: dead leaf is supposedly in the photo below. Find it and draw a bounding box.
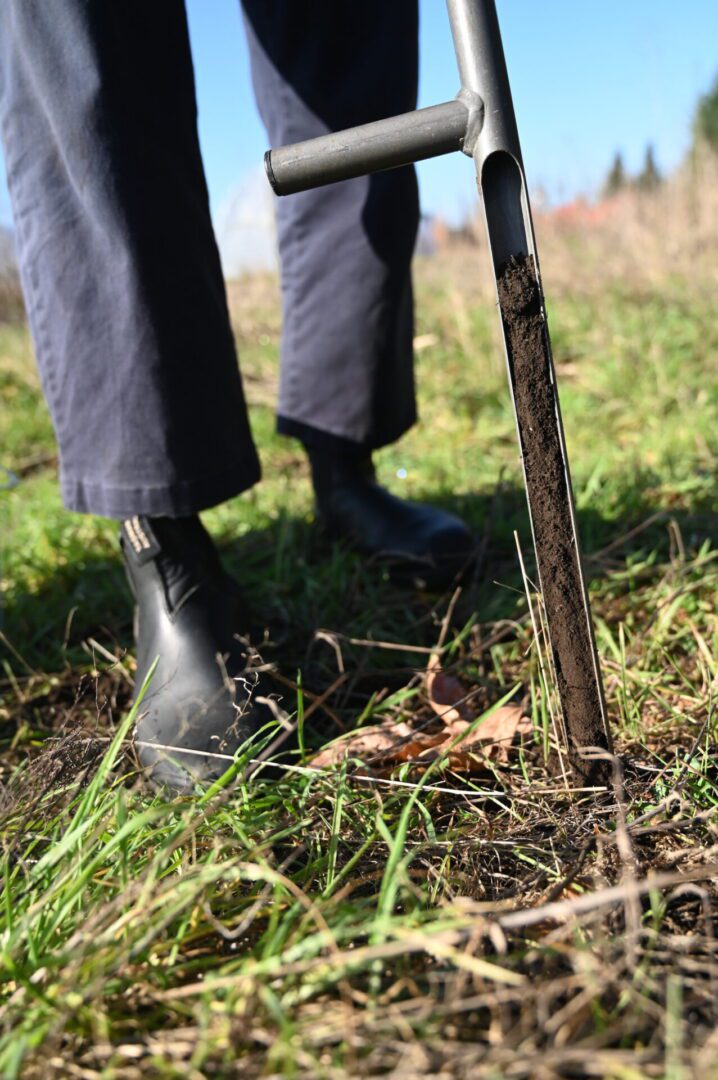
[441,705,533,768]
[461,704,531,747]
[310,704,531,774]
[310,656,532,774]
[309,719,445,770]
[426,653,474,723]
[416,705,531,768]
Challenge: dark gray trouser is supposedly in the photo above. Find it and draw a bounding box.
[0,1,420,519]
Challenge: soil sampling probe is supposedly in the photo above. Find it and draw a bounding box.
[264,0,613,783]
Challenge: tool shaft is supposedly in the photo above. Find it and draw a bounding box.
[263,0,612,773]
[448,0,611,772]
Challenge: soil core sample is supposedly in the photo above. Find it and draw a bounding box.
[497,253,609,783]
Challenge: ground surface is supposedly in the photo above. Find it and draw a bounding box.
[2,197,718,1077]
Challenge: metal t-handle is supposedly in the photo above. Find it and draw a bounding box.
[264,0,612,780]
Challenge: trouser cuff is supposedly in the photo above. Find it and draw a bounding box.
[276,413,416,455]
[59,453,261,520]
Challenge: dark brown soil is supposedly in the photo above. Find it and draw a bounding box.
[497,254,609,781]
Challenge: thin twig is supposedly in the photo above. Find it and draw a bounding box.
[132,740,607,800]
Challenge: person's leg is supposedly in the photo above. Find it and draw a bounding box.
[0,0,259,518]
[242,0,418,452]
[243,1,474,584]
[0,1,272,790]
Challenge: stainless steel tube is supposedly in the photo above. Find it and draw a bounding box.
[262,0,613,776]
[265,98,470,196]
[447,0,612,771]
[446,0,520,164]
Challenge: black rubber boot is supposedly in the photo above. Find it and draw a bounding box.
[121,515,280,793]
[307,448,475,588]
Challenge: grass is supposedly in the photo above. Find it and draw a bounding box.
[2,230,718,1077]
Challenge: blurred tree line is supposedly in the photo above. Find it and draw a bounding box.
[694,73,718,151]
[602,70,718,198]
[603,145,661,198]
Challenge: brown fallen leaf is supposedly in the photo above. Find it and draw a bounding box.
[310,704,531,774]
[420,705,532,769]
[455,704,531,747]
[309,719,445,770]
[309,656,531,774]
[425,658,474,724]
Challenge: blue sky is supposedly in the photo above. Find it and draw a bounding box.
[190,0,718,223]
[0,1,716,228]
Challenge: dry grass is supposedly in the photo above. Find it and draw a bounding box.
[535,145,718,297]
[0,272,25,324]
[414,143,718,315]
